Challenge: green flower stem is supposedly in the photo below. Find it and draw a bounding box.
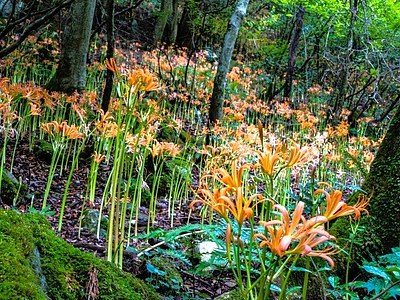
[279,255,299,300]
[42,142,64,209]
[58,138,86,231]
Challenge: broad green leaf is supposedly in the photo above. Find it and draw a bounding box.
[328,275,339,288]
[363,265,391,280]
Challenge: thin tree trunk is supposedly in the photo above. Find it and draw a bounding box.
[283,6,305,99]
[47,0,96,93]
[167,0,181,44]
[154,0,173,45]
[208,0,250,124]
[333,0,358,115]
[102,0,115,112]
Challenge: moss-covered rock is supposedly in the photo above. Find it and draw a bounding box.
[0,170,28,206]
[34,139,54,162]
[0,210,159,300]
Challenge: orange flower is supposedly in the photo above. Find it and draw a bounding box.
[29,102,42,116]
[191,187,262,225]
[105,57,119,73]
[255,202,329,257]
[314,183,369,221]
[93,151,106,164]
[254,201,329,257]
[214,160,250,193]
[190,188,230,220]
[288,227,337,267]
[128,68,158,92]
[228,187,262,225]
[254,225,287,256]
[257,148,281,177]
[40,121,84,140]
[286,143,311,168]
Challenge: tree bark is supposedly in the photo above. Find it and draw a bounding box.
[167,0,181,44]
[283,6,305,99]
[101,0,115,112]
[47,0,96,93]
[208,0,250,124]
[153,0,173,45]
[360,104,400,253]
[331,104,400,280]
[333,0,358,115]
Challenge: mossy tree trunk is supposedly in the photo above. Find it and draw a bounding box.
[153,0,173,45]
[360,104,400,254]
[208,0,250,124]
[47,0,96,93]
[331,104,400,279]
[167,0,181,44]
[283,6,305,99]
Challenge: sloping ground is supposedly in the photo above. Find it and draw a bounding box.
[0,210,159,300]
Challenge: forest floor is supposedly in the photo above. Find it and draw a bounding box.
[2,139,234,299]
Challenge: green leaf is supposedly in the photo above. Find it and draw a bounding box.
[328,275,339,288]
[146,262,166,276]
[365,278,384,294]
[289,266,313,273]
[362,265,391,280]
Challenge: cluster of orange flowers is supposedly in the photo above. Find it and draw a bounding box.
[191,160,369,268]
[150,140,181,157]
[41,120,84,140]
[94,110,119,138]
[106,58,158,94]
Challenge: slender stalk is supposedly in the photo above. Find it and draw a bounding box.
[58,139,85,231]
[279,255,299,300]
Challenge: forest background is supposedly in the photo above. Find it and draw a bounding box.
[0,0,400,299]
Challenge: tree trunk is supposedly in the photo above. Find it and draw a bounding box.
[208,0,250,124]
[101,0,115,112]
[47,0,96,93]
[167,0,181,44]
[331,104,400,280]
[333,0,358,115]
[360,104,400,254]
[153,0,173,45]
[283,6,305,99]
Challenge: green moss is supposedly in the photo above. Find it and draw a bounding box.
[0,210,159,300]
[0,233,47,300]
[0,171,28,206]
[34,139,54,162]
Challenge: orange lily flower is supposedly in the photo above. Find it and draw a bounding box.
[191,186,262,225]
[257,149,280,177]
[227,187,262,225]
[255,202,329,257]
[105,57,119,74]
[286,143,311,168]
[314,183,369,221]
[93,151,106,164]
[214,160,250,193]
[190,188,230,220]
[254,226,287,256]
[288,227,337,267]
[128,68,158,92]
